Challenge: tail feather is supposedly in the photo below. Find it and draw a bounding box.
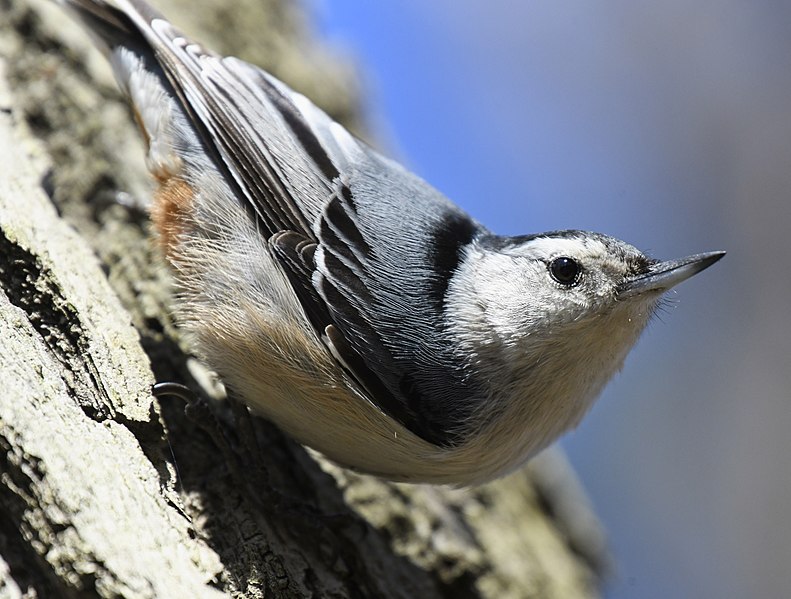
[59,0,205,190]
[59,0,133,51]
[58,0,161,55]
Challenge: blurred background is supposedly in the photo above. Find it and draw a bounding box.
[310,1,791,598]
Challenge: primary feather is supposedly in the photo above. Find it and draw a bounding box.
[61,0,490,447]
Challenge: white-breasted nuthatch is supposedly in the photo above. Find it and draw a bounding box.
[59,0,724,485]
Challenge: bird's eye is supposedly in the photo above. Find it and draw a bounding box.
[548,257,581,286]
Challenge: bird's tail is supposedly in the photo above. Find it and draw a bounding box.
[57,0,161,56]
[56,0,206,217]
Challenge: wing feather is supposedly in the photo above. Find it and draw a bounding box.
[82,0,489,445]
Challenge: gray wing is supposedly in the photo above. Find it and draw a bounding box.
[302,157,486,445]
[79,0,489,445]
[143,16,332,237]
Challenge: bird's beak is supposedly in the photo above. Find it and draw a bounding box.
[618,251,725,299]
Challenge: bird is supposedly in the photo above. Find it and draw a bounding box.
[57,0,724,485]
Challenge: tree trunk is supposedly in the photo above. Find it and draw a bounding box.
[0,0,608,596]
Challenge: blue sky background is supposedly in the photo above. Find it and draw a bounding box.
[312,2,791,598]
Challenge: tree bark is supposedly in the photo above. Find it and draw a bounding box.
[0,0,608,597]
